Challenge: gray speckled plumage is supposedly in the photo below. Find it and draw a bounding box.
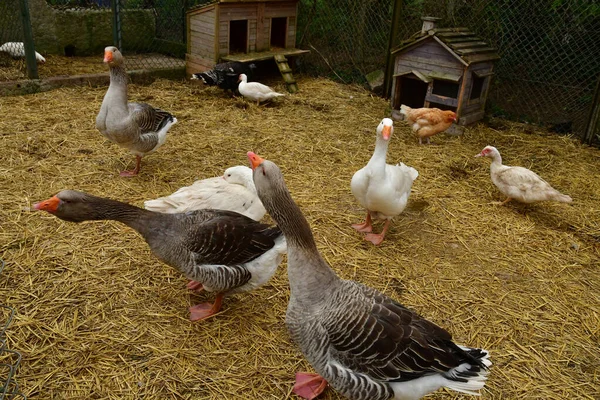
[34,190,285,309]
[96,46,177,158]
[251,157,491,400]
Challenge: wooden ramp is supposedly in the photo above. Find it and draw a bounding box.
[274,54,297,93]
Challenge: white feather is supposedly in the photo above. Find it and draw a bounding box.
[0,42,45,63]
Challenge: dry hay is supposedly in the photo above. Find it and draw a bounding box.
[0,75,599,400]
[0,53,182,82]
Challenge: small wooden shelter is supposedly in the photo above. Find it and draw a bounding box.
[186,0,309,92]
[390,17,499,125]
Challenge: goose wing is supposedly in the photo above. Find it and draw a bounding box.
[323,282,473,382]
[183,210,279,265]
[129,103,174,134]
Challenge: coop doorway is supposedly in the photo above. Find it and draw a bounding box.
[270,17,287,48]
[229,20,248,53]
[393,76,428,109]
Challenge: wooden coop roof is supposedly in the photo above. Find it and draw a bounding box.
[392,27,500,65]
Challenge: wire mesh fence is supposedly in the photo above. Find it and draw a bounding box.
[297,0,600,142]
[0,260,26,400]
[0,0,29,81]
[1,0,599,142]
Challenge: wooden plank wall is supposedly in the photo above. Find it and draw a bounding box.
[463,62,493,111]
[265,2,296,48]
[394,39,463,78]
[189,7,216,60]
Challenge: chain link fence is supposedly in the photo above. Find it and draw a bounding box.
[0,0,29,81]
[1,0,599,142]
[297,0,600,142]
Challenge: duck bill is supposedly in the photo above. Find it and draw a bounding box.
[247,152,265,170]
[474,152,483,157]
[33,195,60,212]
[382,125,391,140]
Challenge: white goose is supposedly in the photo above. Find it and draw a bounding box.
[476,145,572,205]
[144,165,266,221]
[351,118,418,245]
[237,73,285,106]
[0,42,45,63]
[248,152,491,400]
[96,46,177,177]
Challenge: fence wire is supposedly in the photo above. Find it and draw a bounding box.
[1,0,599,141]
[0,0,28,81]
[297,0,600,141]
[0,260,26,400]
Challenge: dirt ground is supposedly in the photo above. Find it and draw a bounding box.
[0,75,598,399]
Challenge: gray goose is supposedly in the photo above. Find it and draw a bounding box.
[33,190,286,321]
[248,152,491,400]
[96,46,177,177]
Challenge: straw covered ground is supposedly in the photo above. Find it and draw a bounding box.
[0,75,599,399]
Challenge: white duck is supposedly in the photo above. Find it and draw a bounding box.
[237,73,285,106]
[96,46,177,177]
[350,118,418,245]
[249,152,491,400]
[0,42,45,63]
[144,165,266,221]
[476,145,572,205]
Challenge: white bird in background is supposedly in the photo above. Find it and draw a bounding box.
[237,73,286,106]
[476,145,573,205]
[0,42,45,63]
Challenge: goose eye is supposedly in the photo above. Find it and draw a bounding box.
[227,174,231,177]
[262,170,266,176]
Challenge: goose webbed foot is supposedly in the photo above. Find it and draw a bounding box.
[119,155,142,177]
[351,213,373,233]
[188,293,223,321]
[293,372,328,400]
[363,219,391,246]
[186,280,204,293]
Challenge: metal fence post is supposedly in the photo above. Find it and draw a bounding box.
[584,75,600,145]
[383,0,402,98]
[18,0,38,79]
[111,0,122,50]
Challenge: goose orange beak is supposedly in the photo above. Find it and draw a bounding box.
[247,152,264,170]
[33,195,60,212]
[382,125,391,140]
[103,50,113,63]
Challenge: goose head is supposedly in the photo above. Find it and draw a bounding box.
[223,166,254,188]
[103,46,124,66]
[33,190,103,223]
[377,118,394,141]
[247,152,287,205]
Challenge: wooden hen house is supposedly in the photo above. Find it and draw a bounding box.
[186,0,308,92]
[390,17,500,125]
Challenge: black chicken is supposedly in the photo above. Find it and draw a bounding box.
[191,61,257,96]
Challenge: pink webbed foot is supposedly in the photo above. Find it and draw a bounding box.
[186,280,204,292]
[188,293,223,322]
[119,155,141,177]
[352,213,373,233]
[293,372,328,400]
[364,233,385,245]
[351,222,373,233]
[119,169,139,177]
